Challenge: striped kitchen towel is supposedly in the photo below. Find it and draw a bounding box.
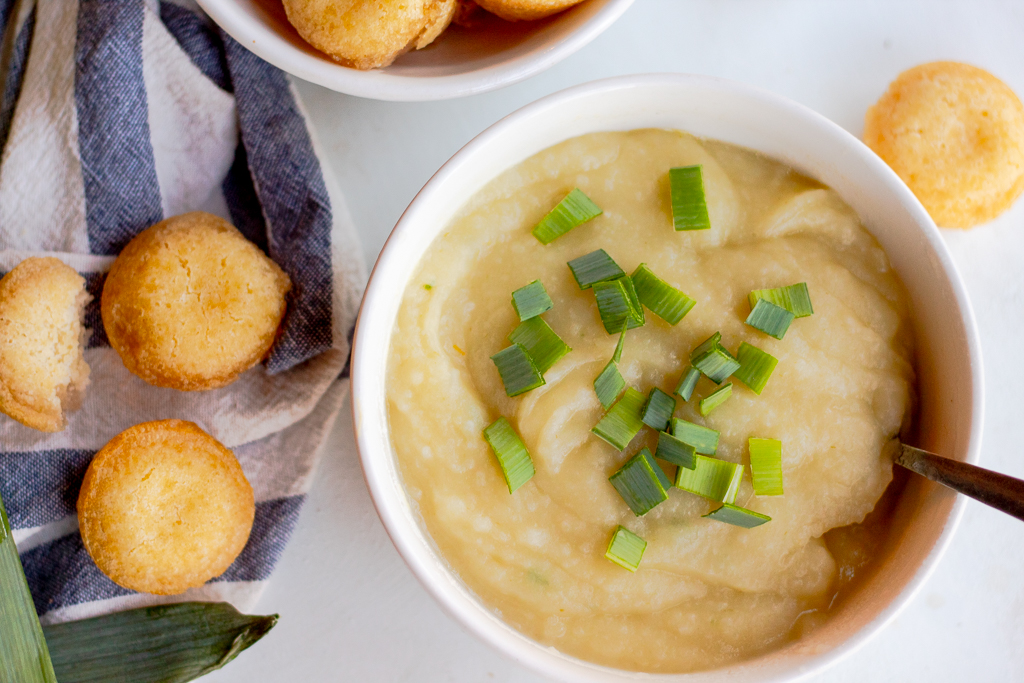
[0,0,365,623]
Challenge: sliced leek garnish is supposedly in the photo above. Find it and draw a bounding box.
[605,526,647,571]
[483,417,536,493]
[609,448,672,516]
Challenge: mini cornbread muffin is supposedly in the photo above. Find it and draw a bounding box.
[282,0,458,70]
[78,420,255,596]
[474,0,586,21]
[102,212,291,391]
[0,257,90,432]
[864,61,1024,228]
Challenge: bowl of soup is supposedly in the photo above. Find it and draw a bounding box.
[351,74,983,681]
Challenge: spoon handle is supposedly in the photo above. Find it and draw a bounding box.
[896,444,1024,522]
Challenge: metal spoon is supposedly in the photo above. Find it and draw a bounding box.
[894,442,1024,522]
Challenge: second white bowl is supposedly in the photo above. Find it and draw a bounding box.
[196,0,636,100]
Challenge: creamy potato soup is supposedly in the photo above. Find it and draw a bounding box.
[386,130,915,673]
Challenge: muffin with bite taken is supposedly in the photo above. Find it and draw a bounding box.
[0,257,90,432]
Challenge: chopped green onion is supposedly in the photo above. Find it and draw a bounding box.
[609,448,672,516]
[745,298,795,340]
[593,277,645,333]
[733,342,778,395]
[690,332,740,383]
[567,249,625,289]
[703,503,771,528]
[423,284,432,290]
[612,326,626,363]
[532,188,603,244]
[594,360,625,409]
[674,366,701,401]
[690,331,721,357]
[605,526,647,572]
[1,490,57,683]
[491,344,545,397]
[483,417,536,493]
[641,387,676,431]
[749,283,813,318]
[592,387,646,450]
[630,264,696,325]
[669,165,711,231]
[621,276,645,325]
[671,417,719,454]
[44,602,276,683]
[675,454,742,503]
[508,317,571,374]
[511,280,553,320]
[656,431,697,470]
[699,383,732,416]
[749,437,784,496]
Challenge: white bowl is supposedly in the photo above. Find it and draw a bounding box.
[196,0,635,101]
[351,74,984,681]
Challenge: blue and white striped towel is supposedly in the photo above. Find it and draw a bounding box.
[0,0,365,623]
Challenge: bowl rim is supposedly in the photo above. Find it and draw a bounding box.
[351,73,985,680]
[194,0,637,101]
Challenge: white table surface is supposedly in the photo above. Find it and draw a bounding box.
[205,1,1024,680]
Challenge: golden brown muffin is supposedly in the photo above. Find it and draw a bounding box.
[416,0,458,49]
[78,420,255,596]
[101,212,291,392]
[0,257,90,432]
[864,61,1024,228]
[283,0,457,70]
[474,0,585,21]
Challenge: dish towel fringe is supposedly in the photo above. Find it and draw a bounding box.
[0,0,365,624]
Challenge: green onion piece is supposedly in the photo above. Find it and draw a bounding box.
[675,454,743,503]
[703,503,771,528]
[784,283,813,317]
[593,277,645,333]
[745,298,795,340]
[609,448,672,516]
[531,188,603,244]
[594,360,625,409]
[508,317,571,374]
[699,383,732,416]
[483,417,536,493]
[749,437,784,496]
[749,283,813,318]
[612,326,626,363]
[656,431,697,470]
[43,603,276,683]
[630,264,696,325]
[690,332,740,383]
[620,276,645,326]
[671,417,719,455]
[669,165,711,231]
[592,387,646,450]
[641,387,676,431]
[690,331,721,357]
[511,280,553,321]
[605,525,647,572]
[567,249,625,289]
[491,344,545,397]
[0,490,57,683]
[733,342,778,395]
[674,366,701,401]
